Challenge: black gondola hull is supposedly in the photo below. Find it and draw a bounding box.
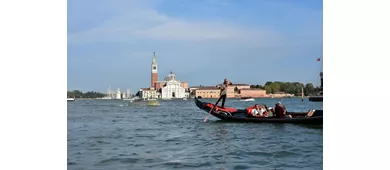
[195,97,323,125]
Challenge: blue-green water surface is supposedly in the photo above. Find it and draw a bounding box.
[68,98,323,170]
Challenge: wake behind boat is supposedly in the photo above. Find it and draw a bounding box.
[194,97,322,125]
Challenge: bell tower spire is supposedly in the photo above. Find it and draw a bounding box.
[151,52,158,88]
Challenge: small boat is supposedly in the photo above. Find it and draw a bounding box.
[183,97,188,100]
[147,98,160,106]
[240,97,255,101]
[194,97,322,125]
[67,98,75,102]
[128,96,142,103]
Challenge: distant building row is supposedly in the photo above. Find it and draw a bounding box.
[104,87,134,99]
[138,52,294,99]
[190,84,294,98]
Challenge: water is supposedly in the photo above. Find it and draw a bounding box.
[68,98,323,170]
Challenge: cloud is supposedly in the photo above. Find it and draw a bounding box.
[67,0,323,91]
[67,1,283,46]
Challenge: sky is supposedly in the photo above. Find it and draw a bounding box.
[67,0,323,93]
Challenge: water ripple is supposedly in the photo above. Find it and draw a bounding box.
[68,99,322,170]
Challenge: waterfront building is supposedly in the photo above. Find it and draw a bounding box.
[240,88,267,98]
[214,83,251,98]
[191,84,295,98]
[193,86,221,98]
[126,89,131,98]
[151,52,158,88]
[102,87,133,99]
[102,86,113,99]
[159,72,187,99]
[229,84,250,98]
[139,52,190,99]
[116,88,121,99]
[122,90,127,99]
[140,88,158,99]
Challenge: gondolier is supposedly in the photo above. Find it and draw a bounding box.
[214,78,232,109]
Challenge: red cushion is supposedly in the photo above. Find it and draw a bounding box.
[205,103,238,112]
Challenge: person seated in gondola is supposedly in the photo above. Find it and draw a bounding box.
[274,101,285,118]
[246,104,265,117]
[274,101,292,118]
[261,104,269,117]
[267,106,274,115]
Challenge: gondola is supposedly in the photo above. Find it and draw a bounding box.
[194,97,323,125]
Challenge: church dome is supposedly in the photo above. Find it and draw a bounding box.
[164,71,176,81]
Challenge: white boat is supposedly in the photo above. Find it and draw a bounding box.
[183,98,188,100]
[128,96,142,102]
[67,98,75,102]
[240,97,255,101]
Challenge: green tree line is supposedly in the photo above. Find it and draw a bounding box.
[249,81,321,96]
[67,90,105,98]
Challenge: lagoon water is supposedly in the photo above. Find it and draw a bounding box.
[68,98,323,170]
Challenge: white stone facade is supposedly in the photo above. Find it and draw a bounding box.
[159,72,187,99]
[115,88,121,99]
[140,89,157,99]
[161,80,186,99]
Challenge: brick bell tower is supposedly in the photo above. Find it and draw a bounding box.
[151,52,158,88]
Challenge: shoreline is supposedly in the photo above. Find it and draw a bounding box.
[69,96,305,100]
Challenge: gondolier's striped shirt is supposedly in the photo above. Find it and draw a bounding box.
[220,82,228,95]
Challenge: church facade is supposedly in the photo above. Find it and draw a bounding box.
[160,72,187,99]
[139,52,189,99]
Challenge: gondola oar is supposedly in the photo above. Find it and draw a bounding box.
[203,80,231,122]
[203,98,220,122]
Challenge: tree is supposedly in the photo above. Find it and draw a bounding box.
[250,85,263,89]
[72,90,83,98]
[67,91,75,98]
[304,83,315,96]
[67,90,106,98]
[269,83,280,93]
[265,86,272,94]
[265,81,273,86]
[255,81,321,96]
[255,84,263,89]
